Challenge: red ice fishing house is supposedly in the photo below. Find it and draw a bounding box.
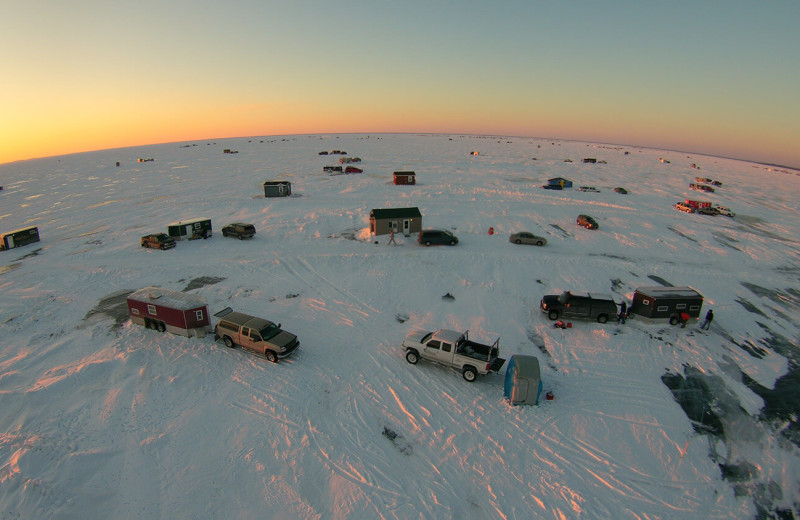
[127,287,211,337]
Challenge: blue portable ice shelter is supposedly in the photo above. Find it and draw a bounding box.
[504,355,543,405]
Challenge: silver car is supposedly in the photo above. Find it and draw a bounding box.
[509,232,547,246]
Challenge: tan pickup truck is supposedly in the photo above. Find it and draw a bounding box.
[214,308,299,363]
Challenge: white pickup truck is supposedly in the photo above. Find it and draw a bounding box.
[402,328,506,382]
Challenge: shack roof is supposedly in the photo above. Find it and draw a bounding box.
[167,217,211,227]
[370,207,421,220]
[634,286,703,299]
[128,287,208,310]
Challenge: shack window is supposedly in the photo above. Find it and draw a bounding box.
[676,304,687,310]
[689,305,700,311]
[195,310,204,321]
[131,308,140,315]
[427,340,441,350]
[657,305,669,312]
[642,299,650,305]
[147,304,157,315]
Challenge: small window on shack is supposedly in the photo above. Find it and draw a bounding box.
[676,304,687,310]
[147,304,157,315]
[642,299,650,305]
[195,310,204,321]
[657,305,669,312]
[131,308,140,315]
[690,305,700,311]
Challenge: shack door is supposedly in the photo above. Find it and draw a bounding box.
[403,219,411,235]
[6,235,13,249]
[511,379,529,403]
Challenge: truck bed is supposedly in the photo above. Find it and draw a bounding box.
[456,340,493,361]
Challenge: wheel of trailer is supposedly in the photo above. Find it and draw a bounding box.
[669,315,680,326]
[462,366,477,382]
[265,350,278,363]
[548,310,559,320]
[597,314,608,323]
[157,321,166,332]
[223,336,235,348]
[405,350,419,365]
[144,318,153,329]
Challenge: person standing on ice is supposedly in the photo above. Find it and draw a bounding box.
[617,300,627,324]
[700,309,713,330]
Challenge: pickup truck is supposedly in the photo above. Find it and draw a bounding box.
[214,308,299,363]
[540,290,617,323]
[402,328,505,382]
[141,233,176,250]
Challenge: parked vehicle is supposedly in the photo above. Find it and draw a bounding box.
[674,202,695,213]
[684,199,712,210]
[696,206,720,216]
[614,187,628,194]
[1,226,40,251]
[141,233,176,250]
[324,166,343,173]
[509,232,547,246]
[576,214,598,229]
[344,166,363,173]
[714,205,734,217]
[214,308,299,363]
[402,328,505,382]
[221,223,256,239]
[578,186,599,192]
[540,290,617,323]
[689,183,715,193]
[418,229,458,246]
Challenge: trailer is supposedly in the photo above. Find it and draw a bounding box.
[167,218,212,240]
[127,287,211,337]
[0,226,40,251]
[629,286,704,325]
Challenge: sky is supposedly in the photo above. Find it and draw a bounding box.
[2,1,799,168]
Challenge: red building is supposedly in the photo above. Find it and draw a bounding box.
[393,171,416,185]
[127,287,211,337]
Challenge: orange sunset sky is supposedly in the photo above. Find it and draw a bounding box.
[2,1,799,168]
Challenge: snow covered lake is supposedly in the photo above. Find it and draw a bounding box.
[1,134,799,519]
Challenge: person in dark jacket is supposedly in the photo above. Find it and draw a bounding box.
[617,300,627,324]
[700,309,714,330]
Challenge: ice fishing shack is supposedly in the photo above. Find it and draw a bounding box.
[629,286,704,324]
[503,355,543,405]
[0,226,40,251]
[127,287,211,337]
[167,218,212,240]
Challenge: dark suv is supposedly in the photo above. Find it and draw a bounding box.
[141,233,176,250]
[418,229,458,246]
[221,223,256,239]
[577,214,599,230]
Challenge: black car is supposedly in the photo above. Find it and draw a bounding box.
[418,229,458,246]
[540,291,618,323]
[221,223,256,239]
[577,214,599,230]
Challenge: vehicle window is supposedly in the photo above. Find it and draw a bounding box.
[249,330,262,341]
[441,342,451,353]
[427,340,441,350]
[260,323,281,340]
[218,321,238,332]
